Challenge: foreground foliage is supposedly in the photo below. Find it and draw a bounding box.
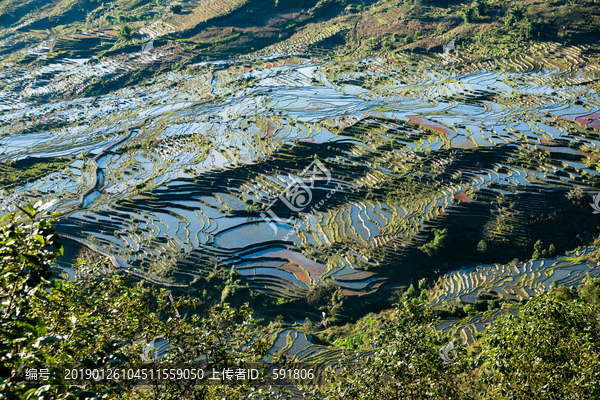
[0,207,286,400]
[310,292,600,399]
[306,299,470,399]
[476,295,600,399]
[3,207,600,399]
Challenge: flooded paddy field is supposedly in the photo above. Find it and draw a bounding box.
[3,42,600,303]
[3,25,600,385]
[4,0,600,396]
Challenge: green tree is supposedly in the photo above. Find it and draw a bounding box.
[461,7,476,23]
[474,0,487,16]
[419,228,448,257]
[581,272,600,305]
[532,239,548,259]
[118,24,133,39]
[0,205,83,398]
[522,18,547,39]
[0,206,286,400]
[403,283,417,298]
[306,283,337,309]
[170,4,183,14]
[463,304,475,314]
[117,13,131,24]
[505,5,526,26]
[328,287,347,324]
[477,240,488,253]
[220,266,253,304]
[307,300,469,399]
[303,318,314,334]
[476,294,600,398]
[555,285,577,301]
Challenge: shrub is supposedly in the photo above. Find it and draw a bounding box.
[532,239,549,259]
[555,286,577,301]
[474,0,487,16]
[403,283,417,298]
[522,18,547,39]
[329,288,347,322]
[246,204,261,213]
[117,24,133,39]
[306,284,336,308]
[505,5,526,26]
[461,7,476,23]
[0,206,282,399]
[580,273,600,305]
[477,294,600,398]
[477,240,488,253]
[419,228,448,257]
[303,318,314,334]
[306,300,468,399]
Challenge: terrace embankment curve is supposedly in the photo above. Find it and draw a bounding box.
[2,49,600,299]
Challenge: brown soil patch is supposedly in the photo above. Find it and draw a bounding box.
[453,192,473,203]
[280,262,311,284]
[407,115,454,138]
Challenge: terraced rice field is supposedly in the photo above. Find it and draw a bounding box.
[427,247,600,345]
[262,328,343,377]
[165,0,248,32]
[2,41,600,302]
[429,248,600,305]
[436,309,514,346]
